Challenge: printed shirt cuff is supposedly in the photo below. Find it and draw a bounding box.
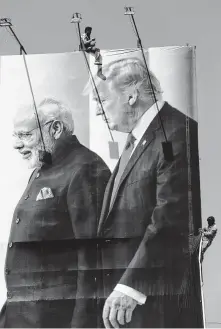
[114,284,147,305]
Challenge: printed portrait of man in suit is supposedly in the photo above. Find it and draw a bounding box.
[0,98,111,328]
[90,57,204,328]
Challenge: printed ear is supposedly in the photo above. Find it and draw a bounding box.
[51,120,63,140]
[128,89,138,106]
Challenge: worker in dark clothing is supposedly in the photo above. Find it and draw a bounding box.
[201,216,217,261]
[81,26,106,81]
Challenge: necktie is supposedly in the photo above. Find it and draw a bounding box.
[109,133,136,209]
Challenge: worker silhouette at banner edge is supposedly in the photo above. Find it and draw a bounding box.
[80,26,106,81]
[200,216,217,261]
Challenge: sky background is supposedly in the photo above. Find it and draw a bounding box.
[0,0,220,327]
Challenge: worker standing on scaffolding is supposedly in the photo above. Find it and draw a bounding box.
[81,26,106,81]
[201,216,217,261]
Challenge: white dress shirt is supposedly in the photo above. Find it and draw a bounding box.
[114,100,165,305]
[131,100,165,157]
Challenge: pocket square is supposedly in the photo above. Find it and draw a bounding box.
[36,187,54,201]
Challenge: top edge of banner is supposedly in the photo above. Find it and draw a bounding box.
[103,45,196,52]
[0,45,197,58]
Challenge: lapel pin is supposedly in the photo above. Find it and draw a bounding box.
[142,140,147,146]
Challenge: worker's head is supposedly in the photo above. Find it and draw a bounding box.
[12,98,74,168]
[90,57,163,133]
[207,216,215,226]
[85,26,92,35]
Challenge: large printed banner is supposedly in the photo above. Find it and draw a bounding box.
[0,47,203,327]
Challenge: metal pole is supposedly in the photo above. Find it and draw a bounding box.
[8,25,27,54]
[0,20,51,164]
[22,53,47,154]
[130,14,168,143]
[199,234,206,328]
[76,21,114,142]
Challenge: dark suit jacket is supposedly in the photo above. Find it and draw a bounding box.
[98,102,203,327]
[0,135,110,328]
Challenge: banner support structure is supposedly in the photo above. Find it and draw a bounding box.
[71,13,119,159]
[124,7,174,162]
[199,233,207,328]
[0,18,52,164]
